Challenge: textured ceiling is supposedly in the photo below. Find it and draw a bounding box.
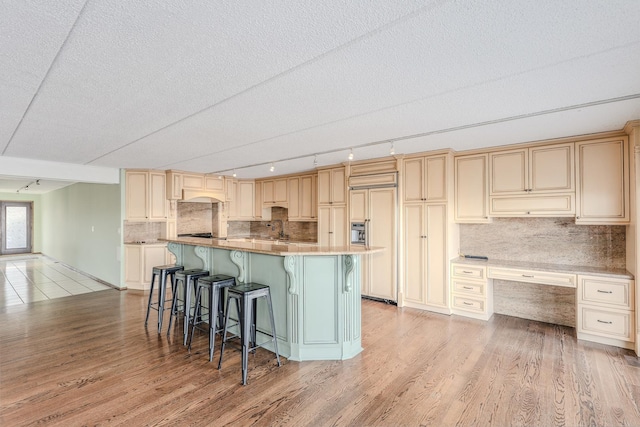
[1,0,639,191]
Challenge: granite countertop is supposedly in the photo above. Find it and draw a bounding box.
[451,257,634,279]
[161,236,385,256]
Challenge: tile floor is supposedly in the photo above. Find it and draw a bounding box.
[0,255,113,307]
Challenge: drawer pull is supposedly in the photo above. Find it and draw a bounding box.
[462,270,473,274]
[463,302,473,306]
[597,319,613,324]
[596,290,613,294]
[463,286,474,290]
[522,274,535,278]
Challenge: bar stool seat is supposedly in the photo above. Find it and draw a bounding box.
[167,268,210,339]
[187,274,236,361]
[218,282,281,385]
[145,264,184,333]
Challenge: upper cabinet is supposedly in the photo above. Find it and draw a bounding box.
[404,155,447,203]
[262,178,288,207]
[125,170,167,221]
[166,170,226,201]
[489,143,575,216]
[288,174,317,221]
[318,167,346,205]
[576,137,629,224]
[454,154,490,223]
[490,143,574,195]
[226,179,255,221]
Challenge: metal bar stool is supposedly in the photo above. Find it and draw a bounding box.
[167,268,210,340]
[218,282,281,385]
[187,274,236,361]
[145,264,184,333]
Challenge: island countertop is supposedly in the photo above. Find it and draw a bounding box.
[160,236,384,256]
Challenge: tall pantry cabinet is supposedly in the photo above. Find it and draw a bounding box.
[401,153,457,314]
[317,167,347,246]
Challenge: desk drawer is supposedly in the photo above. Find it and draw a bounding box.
[578,306,634,341]
[452,264,486,280]
[578,275,634,309]
[488,267,576,288]
[452,279,485,296]
[452,295,486,313]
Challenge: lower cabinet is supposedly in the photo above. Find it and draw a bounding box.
[450,263,492,320]
[577,274,635,350]
[403,203,449,313]
[124,244,172,291]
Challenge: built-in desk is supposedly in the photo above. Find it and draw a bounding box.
[450,258,635,350]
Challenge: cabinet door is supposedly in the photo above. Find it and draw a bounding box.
[403,158,424,202]
[490,149,527,194]
[124,245,142,285]
[237,181,255,219]
[332,205,348,247]
[403,203,426,304]
[317,170,331,204]
[126,171,149,221]
[300,175,316,220]
[263,180,275,203]
[349,189,367,222]
[576,137,629,223]
[254,181,263,219]
[425,204,447,307]
[225,179,237,219]
[143,246,169,287]
[274,179,288,203]
[529,143,574,193]
[148,172,167,220]
[425,156,447,202]
[317,205,331,246]
[331,168,346,204]
[288,177,300,220]
[455,154,490,222]
[367,188,397,301]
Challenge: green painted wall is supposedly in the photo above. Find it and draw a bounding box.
[0,192,43,253]
[40,183,122,287]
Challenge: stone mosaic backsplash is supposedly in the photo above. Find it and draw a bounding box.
[228,207,318,242]
[459,217,626,269]
[123,221,164,243]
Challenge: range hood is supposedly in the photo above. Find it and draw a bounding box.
[180,189,225,203]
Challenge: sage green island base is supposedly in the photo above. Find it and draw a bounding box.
[165,239,378,361]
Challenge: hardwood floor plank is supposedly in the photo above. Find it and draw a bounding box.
[1,290,639,426]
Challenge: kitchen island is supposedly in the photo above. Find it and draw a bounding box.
[162,237,383,361]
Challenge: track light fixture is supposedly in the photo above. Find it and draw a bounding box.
[313,155,318,167]
[269,163,275,172]
[348,149,354,161]
[232,169,237,177]
[389,143,395,155]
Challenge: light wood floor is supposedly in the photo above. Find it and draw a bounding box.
[1,289,639,426]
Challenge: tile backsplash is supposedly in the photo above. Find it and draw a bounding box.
[459,217,626,269]
[228,207,318,242]
[177,202,213,235]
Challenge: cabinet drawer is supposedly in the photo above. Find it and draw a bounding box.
[452,295,486,313]
[488,267,576,288]
[578,276,634,309]
[452,264,486,280]
[490,194,575,216]
[452,279,485,296]
[578,306,633,341]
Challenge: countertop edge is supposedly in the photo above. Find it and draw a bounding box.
[450,257,634,280]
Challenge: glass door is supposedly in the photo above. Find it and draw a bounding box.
[1,202,33,255]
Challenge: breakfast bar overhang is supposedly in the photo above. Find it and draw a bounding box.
[163,237,383,361]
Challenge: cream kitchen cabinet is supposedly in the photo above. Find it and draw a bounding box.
[226,179,255,221]
[403,203,448,312]
[262,178,288,207]
[490,143,574,195]
[254,181,263,219]
[450,263,493,320]
[403,155,447,203]
[166,170,225,200]
[318,167,346,205]
[125,170,167,221]
[489,143,575,216]
[577,274,635,350]
[124,243,172,291]
[317,205,347,247]
[575,137,629,224]
[454,154,490,223]
[288,174,317,221]
[350,187,397,302]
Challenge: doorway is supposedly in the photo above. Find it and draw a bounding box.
[1,201,33,255]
